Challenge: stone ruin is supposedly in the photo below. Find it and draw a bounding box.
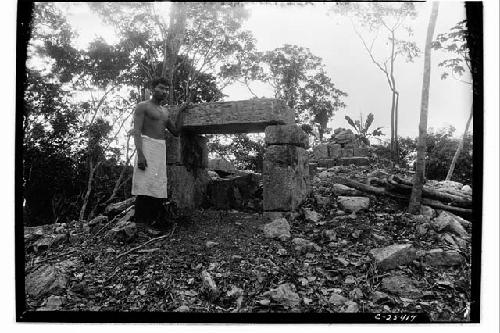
[165,98,311,220]
[310,128,372,169]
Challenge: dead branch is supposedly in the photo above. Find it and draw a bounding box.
[116,224,177,259]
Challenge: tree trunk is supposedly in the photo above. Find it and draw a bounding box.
[394,91,400,162]
[163,2,187,105]
[79,161,101,222]
[408,2,439,214]
[390,91,395,161]
[446,105,473,181]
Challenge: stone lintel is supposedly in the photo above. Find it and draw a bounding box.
[265,124,309,148]
[168,98,294,134]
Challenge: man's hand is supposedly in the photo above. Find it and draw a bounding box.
[138,152,148,170]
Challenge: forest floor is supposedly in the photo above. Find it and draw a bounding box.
[23,165,473,322]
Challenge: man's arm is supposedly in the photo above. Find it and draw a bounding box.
[165,102,190,136]
[133,103,147,170]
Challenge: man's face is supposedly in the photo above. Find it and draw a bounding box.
[153,83,168,100]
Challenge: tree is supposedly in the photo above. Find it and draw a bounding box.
[260,44,347,141]
[344,113,383,145]
[331,2,420,161]
[408,2,439,214]
[25,3,230,223]
[432,19,473,181]
[90,2,255,104]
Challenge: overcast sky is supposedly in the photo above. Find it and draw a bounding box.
[58,1,472,139]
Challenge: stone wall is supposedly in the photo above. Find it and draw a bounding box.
[263,125,310,220]
[311,128,371,167]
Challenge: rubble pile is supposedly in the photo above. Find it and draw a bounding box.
[310,128,372,170]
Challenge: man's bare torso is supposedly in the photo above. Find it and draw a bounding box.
[139,101,168,140]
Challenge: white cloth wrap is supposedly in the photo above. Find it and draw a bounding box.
[131,135,168,198]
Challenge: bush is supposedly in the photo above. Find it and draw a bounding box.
[397,127,473,185]
[207,134,265,172]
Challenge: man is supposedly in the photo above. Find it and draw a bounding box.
[131,77,189,231]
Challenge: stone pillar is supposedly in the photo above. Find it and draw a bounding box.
[166,130,210,211]
[263,124,310,221]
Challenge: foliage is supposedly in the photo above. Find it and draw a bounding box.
[208,134,265,172]
[259,44,347,140]
[432,20,471,82]
[344,113,383,145]
[397,127,473,185]
[24,3,242,224]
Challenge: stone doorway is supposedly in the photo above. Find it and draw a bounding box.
[165,98,311,220]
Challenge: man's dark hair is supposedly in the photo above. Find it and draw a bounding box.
[151,77,169,89]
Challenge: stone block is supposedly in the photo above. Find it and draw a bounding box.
[180,133,209,170]
[309,163,318,178]
[165,133,182,164]
[328,144,341,158]
[313,144,329,160]
[263,145,309,211]
[353,147,370,157]
[167,165,210,210]
[205,173,261,210]
[208,158,236,173]
[370,244,417,271]
[263,218,291,241]
[316,159,337,168]
[337,196,370,212]
[172,98,294,134]
[265,124,309,148]
[340,149,354,157]
[424,248,465,266]
[339,157,370,166]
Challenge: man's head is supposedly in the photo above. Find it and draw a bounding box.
[150,77,169,101]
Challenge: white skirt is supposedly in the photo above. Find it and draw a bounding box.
[131,135,168,198]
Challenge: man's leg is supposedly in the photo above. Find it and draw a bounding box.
[134,195,149,224]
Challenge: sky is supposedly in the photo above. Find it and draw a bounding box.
[57,1,472,139]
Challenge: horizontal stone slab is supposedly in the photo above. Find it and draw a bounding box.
[353,147,370,157]
[265,124,309,148]
[339,157,370,166]
[169,98,294,134]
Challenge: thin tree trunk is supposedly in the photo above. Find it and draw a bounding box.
[79,161,101,222]
[408,2,439,214]
[394,91,400,161]
[163,3,187,105]
[446,105,473,181]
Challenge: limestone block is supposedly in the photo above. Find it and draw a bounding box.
[208,158,236,173]
[265,124,309,148]
[340,148,354,157]
[370,244,417,271]
[263,145,309,211]
[167,165,210,210]
[353,147,370,157]
[171,98,294,134]
[339,157,370,166]
[328,144,341,158]
[165,133,182,165]
[181,133,209,170]
[316,159,337,168]
[313,144,329,160]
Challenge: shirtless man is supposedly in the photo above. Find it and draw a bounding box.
[132,77,189,229]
